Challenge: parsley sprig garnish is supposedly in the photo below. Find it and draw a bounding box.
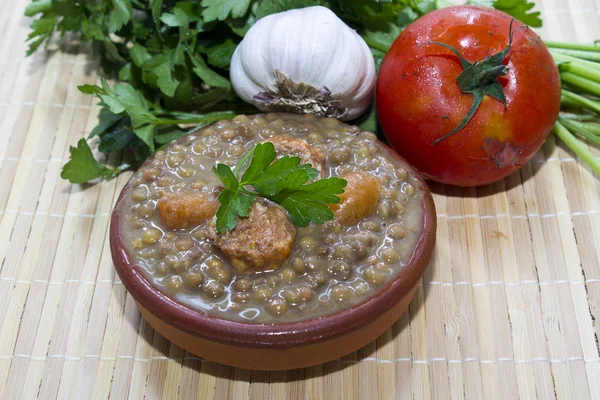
[212,142,347,232]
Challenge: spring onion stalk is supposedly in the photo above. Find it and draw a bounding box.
[553,122,600,175]
[560,72,600,97]
[547,41,600,176]
[546,41,600,52]
[550,49,600,63]
[561,90,600,114]
[561,114,597,121]
[558,117,600,145]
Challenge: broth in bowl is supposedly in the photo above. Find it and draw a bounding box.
[116,113,425,323]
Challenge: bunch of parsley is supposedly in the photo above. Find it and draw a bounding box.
[24,0,541,184]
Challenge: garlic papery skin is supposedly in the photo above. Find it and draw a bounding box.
[230,6,376,121]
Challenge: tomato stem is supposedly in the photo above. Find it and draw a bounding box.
[553,122,600,176]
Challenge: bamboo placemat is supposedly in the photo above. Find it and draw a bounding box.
[0,0,599,398]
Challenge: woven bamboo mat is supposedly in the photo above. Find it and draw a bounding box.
[0,0,599,398]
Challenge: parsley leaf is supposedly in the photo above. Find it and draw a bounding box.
[80,78,158,151]
[492,0,542,27]
[98,123,135,152]
[212,142,346,231]
[109,0,133,33]
[215,189,254,231]
[201,0,252,22]
[464,0,541,27]
[255,157,319,195]
[271,177,347,226]
[61,139,129,183]
[160,8,189,27]
[205,39,237,69]
[25,11,58,56]
[213,163,240,190]
[189,51,232,88]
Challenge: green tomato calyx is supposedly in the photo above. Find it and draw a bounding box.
[424,19,525,145]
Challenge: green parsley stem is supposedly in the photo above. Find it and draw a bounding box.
[553,122,600,175]
[114,163,131,175]
[154,111,236,126]
[233,147,256,177]
[239,187,258,197]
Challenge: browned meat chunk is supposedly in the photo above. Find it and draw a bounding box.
[328,171,381,225]
[211,201,296,273]
[158,191,219,229]
[266,135,325,176]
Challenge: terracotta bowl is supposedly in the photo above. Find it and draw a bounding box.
[110,133,436,371]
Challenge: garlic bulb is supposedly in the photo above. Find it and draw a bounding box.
[230,6,376,121]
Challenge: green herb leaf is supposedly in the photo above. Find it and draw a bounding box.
[98,124,135,152]
[61,138,125,183]
[78,84,104,95]
[109,0,133,32]
[215,189,254,231]
[213,163,240,190]
[205,39,237,69]
[26,12,58,56]
[88,107,126,138]
[466,0,542,27]
[201,0,252,22]
[160,8,189,27]
[254,157,318,195]
[85,78,157,150]
[240,142,277,183]
[189,51,231,88]
[25,0,52,17]
[270,177,347,226]
[130,44,151,67]
[143,52,181,97]
[493,0,541,27]
[213,143,346,231]
[151,0,163,25]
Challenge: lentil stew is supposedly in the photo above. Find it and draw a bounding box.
[116,113,425,323]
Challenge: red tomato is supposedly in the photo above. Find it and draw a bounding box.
[376,6,561,186]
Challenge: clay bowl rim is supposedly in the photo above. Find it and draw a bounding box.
[110,125,436,350]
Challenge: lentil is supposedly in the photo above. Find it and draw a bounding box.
[184,272,204,288]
